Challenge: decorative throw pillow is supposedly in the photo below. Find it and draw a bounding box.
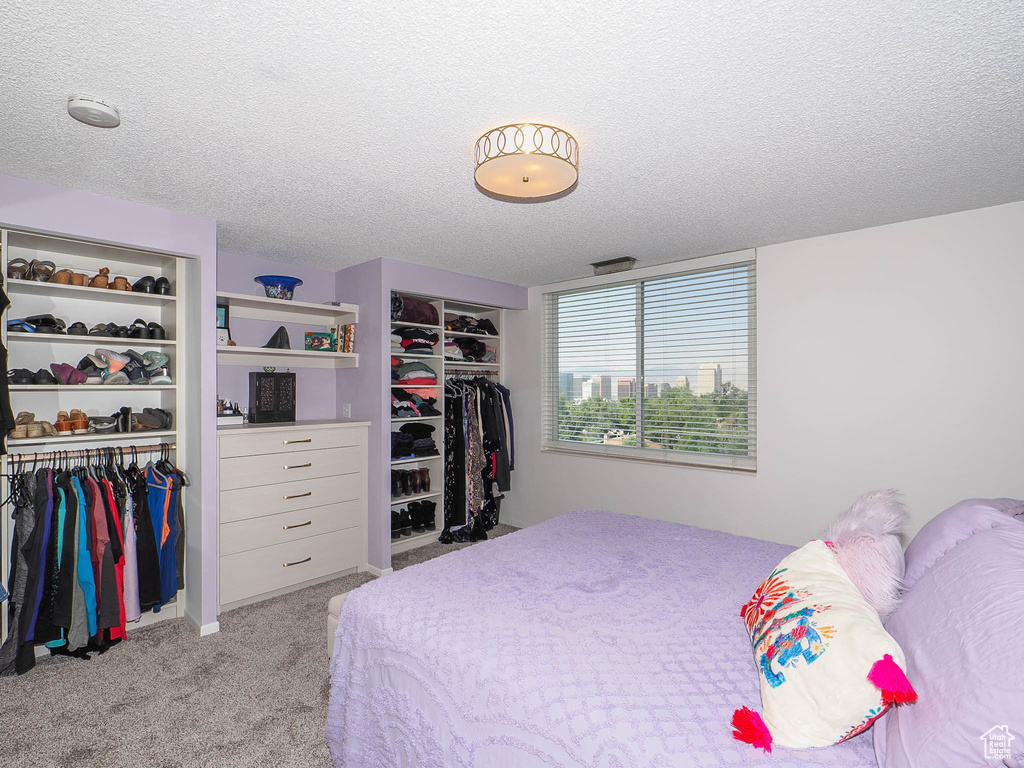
[733,539,917,752]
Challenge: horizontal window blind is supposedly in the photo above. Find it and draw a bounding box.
[542,259,756,470]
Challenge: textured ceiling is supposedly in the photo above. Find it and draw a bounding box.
[1,1,1022,286]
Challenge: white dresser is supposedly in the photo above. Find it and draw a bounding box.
[217,419,369,611]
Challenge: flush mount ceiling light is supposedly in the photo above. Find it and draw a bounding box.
[67,95,120,128]
[474,124,578,199]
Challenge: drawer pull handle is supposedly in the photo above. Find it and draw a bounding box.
[283,491,312,500]
[283,520,312,530]
[283,462,312,470]
[283,556,311,568]
[283,438,312,445]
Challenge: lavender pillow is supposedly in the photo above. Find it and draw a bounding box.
[902,498,1024,589]
[873,518,1024,767]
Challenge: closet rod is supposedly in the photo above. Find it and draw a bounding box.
[5,442,176,463]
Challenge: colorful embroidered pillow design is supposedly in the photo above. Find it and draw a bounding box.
[733,540,917,751]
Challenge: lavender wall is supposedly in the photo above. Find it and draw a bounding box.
[0,173,220,633]
[217,251,340,421]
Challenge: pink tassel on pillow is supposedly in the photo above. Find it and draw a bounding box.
[732,706,773,752]
[868,654,918,705]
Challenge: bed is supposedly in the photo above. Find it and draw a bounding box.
[327,510,877,767]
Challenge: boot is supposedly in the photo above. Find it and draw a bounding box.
[420,500,437,531]
[400,508,412,536]
[391,470,401,499]
[409,469,421,496]
[391,509,402,540]
[419,468,430,493]
[410,502,425,533]
[401,470,413,497]
[262,325,291,349]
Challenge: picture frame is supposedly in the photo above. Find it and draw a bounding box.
[216,327,231,347]
[216,302,230,329]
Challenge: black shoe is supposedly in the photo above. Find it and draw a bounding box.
[128,319,151,339]
[420,500,437,531]
[391,510,402,540]
[263,326,290,349]
[400,508,412,537]
[33,368,59,385]
[147,321,166,340]
[25,314,66,334]
[88,323,113,337]
[410,502,425,533]
[67,322,88,336]
[132,276,155,293]
[76,357,104,383]
[143,407,172,429]
[122,350,148,384]
[8,368,33,385]
[400,470,413,497]
[391,470,401,499]
[154,276,171,295]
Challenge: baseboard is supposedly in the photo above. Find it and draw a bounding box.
[200,621,221,637]
[360,564,393,577]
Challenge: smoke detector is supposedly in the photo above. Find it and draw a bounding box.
[67,95,120,128]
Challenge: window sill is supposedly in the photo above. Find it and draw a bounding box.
[541,443,757,474]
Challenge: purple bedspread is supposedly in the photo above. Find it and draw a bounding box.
[327,510,878,767]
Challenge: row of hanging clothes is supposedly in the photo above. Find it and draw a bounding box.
[0,443,186,676]
[441,374,514,543]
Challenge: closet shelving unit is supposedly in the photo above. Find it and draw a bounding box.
[1,228,194,640]
[389,294,503,555]
[215,291,358,369]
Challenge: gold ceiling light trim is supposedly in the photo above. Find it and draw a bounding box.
[474,123,579,199]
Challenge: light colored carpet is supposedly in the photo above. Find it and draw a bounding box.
[0,523,518,768]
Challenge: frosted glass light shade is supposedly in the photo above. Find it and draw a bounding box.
[474,124,579,198]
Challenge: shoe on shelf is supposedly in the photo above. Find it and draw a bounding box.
[6,257,31,280]
[391,510,402,540]
[32,368,59,385]
[143,407,172,430]
[142,351,169,371]
[26,420,58,438]
[49,269,73,285]
[121,350,149,384]
[55,411,73,436]
[8,369,33,385]
[24,314,66,334]
[128,318,151,339]
[154,276,171,295]
[109,276,131,291]
[95,348,129,373]
[50,362,87,386]
[88,323,113,337]
[146,322,167,340]
[29,260,55,282]
[391,470,401,499]
[132,276,155,293]
[69,409,89,434]
[67,322,88,336]
[102,369,130,385]
[420,500,437,531]
[145,368,172,385]
[71,273,87,286]
[115,406,132,433]
[89,267,110,289]
[91,416,117,433]
[76,357,104,384]
[131,412,162,430]
[399,508,412,537]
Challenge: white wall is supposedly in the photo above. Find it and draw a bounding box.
[502,201,1024,544]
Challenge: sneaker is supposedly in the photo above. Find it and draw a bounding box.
[102,369,130,385]
[142,351,169,371]
[146,368,172,385]
[95,348,129,373]
[76,357,104,384]
[121,350,148,384]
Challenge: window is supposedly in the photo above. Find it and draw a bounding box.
[542,259,756,470]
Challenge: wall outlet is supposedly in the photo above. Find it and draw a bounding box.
[342,402,351,418]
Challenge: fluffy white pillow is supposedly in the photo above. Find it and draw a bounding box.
[733,539,917,751]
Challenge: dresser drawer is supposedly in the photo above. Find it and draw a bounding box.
[219,427,363,459]
[219,528,363,605]
[219,473,361,523]
[220,500,362,556]
[220,446,360,491]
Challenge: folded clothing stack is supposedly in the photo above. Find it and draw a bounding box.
[392,387,441,418]
[444,337,497,363]
[392,359,438,386]
[391,326,439,354]
[392,296,439,326]
[444,313,498,336]
[391,422,439,458]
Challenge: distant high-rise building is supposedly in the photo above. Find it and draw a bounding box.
[617,377,636,400]
[696,363,722,395]
[559,372,574,399]
[644,382,660,398]
[594,374,613,400]
[581,378,593,399]
[657,382,671,395]
[675,375,690,390]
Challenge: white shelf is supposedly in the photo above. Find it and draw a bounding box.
[389,490,442,506]
[10,384,176,391]
[444,361,500,370]
[7,332,177,347]
[391,321,442,331]
[391,455,443,466]
[391,382,438,388]
[7,429,177,448]
[7,279,176,306]
[391,529,439,553]
[390,350,442,359]
[391,415,443,422]
[217,345,359,369]
[444,330,500,340]
[217,291,357,325]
